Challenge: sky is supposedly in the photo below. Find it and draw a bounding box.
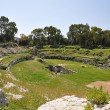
[0,0,110,37]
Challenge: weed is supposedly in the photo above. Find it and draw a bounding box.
[87,86,110,105]
[84,103,93,110]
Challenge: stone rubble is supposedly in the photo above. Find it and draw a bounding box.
[0,58,3,61]
[18,86,28,93]
[6,93,23,100]
[58,64,67,67]
[37,95,110,110]
[44,95,50,101]
[4,82,16,89]
[6,74,18,81]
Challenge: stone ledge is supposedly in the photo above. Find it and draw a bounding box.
[0,56,34,70]
[37,95,110,110]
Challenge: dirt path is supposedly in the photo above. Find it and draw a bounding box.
[87,81,110,93]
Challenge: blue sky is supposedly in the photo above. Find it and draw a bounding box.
[0,0,110,37]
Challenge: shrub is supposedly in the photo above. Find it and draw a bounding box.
[97,52,103,57]
[97,45,103,49]
[84,103,93,110]
[50,45,65,48]
[87,86,110,105]
[65,45,80,49]
[85,50,91,55]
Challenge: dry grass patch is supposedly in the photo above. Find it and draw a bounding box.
[87,81,110,93]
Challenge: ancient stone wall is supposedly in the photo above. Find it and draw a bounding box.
[48,65,74,74]
[0,56,34,70]
[40,55,110,69]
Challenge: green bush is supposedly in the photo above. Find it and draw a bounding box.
[0,106,9,110]
[65,45,80,49]
[84,103,93,110]
[50,45,65,48]
[87,86,110,105]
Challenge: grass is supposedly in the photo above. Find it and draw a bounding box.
[40,46,110,60]
[3,57,108,109]
[0,45,110,109]
[0,69,46,110]
[0,53,31,67]
[11,59,52,83]
[45,59,110,85]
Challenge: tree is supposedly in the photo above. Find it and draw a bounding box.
[28,34,33,46]
[91,26,102,47]
[67,24,90,47]
[101,30,110,47]
[0,16,18,42]
[5,22,18,41]
[31,28,46,48]
[31,28,43,38]
[19,34,29,46]
[0,16,9,42]
[44,26,63,46]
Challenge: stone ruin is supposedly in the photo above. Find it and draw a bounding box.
[37,59,47,64]
[0,91,8,107]
[47,65,75,74]
[0,55,34,70]
[37,59,75,74]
